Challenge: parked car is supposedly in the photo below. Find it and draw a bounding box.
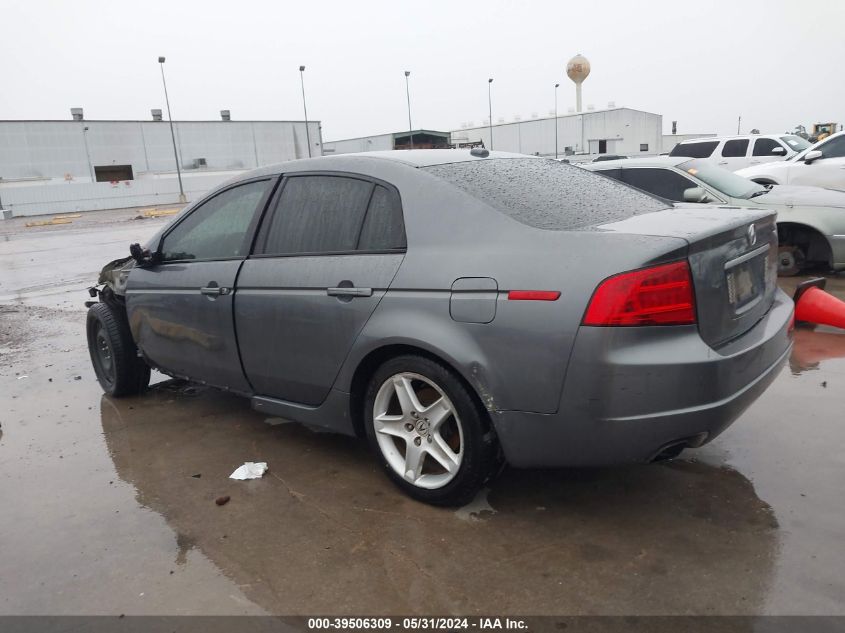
[668,134,811,170]
[736,131,845,191]
[583,157,845,275]
[86,150,793,505]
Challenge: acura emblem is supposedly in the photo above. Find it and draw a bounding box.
[746,224,757,247]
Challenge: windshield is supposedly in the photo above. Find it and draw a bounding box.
[780,135,811,153]
[678,159,766,199]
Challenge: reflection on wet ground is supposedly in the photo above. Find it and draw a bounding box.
[1,220,844,615]
[98,386,778,615]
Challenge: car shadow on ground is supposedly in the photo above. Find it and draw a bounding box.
[100,382,778,615]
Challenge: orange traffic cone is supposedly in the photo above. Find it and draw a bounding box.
[794,279,845,330]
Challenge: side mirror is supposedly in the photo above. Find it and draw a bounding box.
[770,146,786,155]
[683,187,710,203]
[804,149,823,164]
[129,242,159,266]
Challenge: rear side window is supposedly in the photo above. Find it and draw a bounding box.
[721,139,749,157]
[622,168,698,202]
[262,175,372,255]
[259,175,407,255]
[423,158,667,231]
[669,141,719,158]
[753,138,782,156]
[358,185,406,250]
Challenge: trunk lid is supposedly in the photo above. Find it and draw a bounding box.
[597,204,779,348]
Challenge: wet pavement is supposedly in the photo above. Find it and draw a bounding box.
[1,213,844,615]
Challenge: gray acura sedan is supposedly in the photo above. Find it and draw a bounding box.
[87,150,793,505]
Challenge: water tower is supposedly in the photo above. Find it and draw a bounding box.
[566,54,591,112]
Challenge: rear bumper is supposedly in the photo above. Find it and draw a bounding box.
[491,288,794,468]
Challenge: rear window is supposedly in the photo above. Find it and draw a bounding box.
[669,140,719,158]
[423,158,668,231]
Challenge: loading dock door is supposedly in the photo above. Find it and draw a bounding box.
[94,165,134,182]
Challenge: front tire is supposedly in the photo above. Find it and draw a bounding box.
[778,245,805,276]
[86,302,150,397]
[364,355,497,506]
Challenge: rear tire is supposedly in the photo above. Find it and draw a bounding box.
[86,302,150,397]
[363,355,497,506]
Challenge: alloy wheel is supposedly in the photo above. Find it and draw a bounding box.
[372,372,464,489]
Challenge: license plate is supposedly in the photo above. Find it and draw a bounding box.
[726,258,762,309]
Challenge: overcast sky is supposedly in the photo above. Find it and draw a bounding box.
[2,0,843,141]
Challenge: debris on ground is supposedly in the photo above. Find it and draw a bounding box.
[229,462,268,480]
[191,473,201,478]
[215,495,231,506]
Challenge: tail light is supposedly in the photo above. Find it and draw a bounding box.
[583,261,696,326]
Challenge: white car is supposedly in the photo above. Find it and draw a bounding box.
[668,134,811,171]
[583,156,845,275]
[736,131,845,191]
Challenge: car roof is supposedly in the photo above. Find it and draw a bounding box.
[676,134,785,144]
[582,156,690,170]
[241,149,536,180]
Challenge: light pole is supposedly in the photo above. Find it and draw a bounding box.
[81,125,95,182]
[404,71,413,150]
[554,83,560,159]
[158,56,186,203]
[487,78,494,150]
[299,66,312,158]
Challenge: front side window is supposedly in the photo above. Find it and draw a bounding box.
[621,168,698,202]
[752,138,782,156]
[819,136,845,159]
[669,141,719,159]
[722,139,749,157]
[261,175,375,255]
[160,180,271,262]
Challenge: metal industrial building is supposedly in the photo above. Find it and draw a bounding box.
[451,107,662,159]
[322,129,451,155]
[0,110,320,217]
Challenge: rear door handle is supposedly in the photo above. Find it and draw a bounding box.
[200,286,230,296]
[327,287,373,297]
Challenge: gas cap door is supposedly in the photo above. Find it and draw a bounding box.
[449,277,499,324]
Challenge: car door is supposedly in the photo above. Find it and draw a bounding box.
[716,138,751,171]
[235,173,406,406]
[749,137,788,167]
[126,177,276,392]
[787,135,845,190]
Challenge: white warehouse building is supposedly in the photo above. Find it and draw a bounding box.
[452,107,662,159]
[0,109,320,218]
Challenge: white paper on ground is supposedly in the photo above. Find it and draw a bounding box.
[229,462,268,480]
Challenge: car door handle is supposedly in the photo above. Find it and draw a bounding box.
[718,161,728,165]
[327,287,373,297]
[200,286,230,296]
